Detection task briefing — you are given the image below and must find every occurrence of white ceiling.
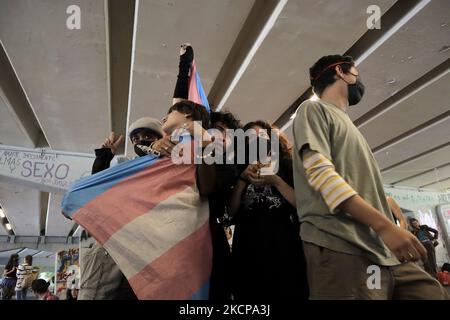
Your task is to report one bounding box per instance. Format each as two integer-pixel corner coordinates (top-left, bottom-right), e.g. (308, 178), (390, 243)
(347, 0), (450, 121)
(224, 0), (396, 124)
(0, 183), (41, 235)
(0, 0), (449, 237)
(0, 0), (110, 153)
(0, 248), (55, 260)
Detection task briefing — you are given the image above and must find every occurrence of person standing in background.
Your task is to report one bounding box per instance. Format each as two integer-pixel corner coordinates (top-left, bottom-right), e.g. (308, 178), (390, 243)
(410, 218), (439, 278)
(15, 255), (33, 300)
(1, 253), (19, 300)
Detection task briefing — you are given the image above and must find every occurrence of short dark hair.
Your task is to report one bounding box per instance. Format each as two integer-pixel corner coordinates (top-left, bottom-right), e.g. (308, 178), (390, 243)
(168, 100), (210, 129)
(309, 55), (355, 96)
(442, 263), (450, 273)
(25, 255), (33, 265)
(32, 279), (50, 294)
(210, 110), (242, 130)
(409, 218), (419, 224)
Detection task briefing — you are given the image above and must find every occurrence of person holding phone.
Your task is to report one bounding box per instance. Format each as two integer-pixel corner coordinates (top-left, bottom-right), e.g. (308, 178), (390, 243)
(229, 121), (308, 300)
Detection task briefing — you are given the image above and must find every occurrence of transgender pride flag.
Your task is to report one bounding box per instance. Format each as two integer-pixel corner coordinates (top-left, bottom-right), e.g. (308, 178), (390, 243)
(188, 61), (211, 113)
(61, 62), (212, 300)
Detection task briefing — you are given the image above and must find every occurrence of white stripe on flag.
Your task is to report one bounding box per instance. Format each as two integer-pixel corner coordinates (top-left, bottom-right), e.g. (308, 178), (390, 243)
(103, 185), (209, 279)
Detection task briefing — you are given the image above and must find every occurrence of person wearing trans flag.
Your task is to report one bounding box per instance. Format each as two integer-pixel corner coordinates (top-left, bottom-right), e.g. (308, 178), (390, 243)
(63, 44), (217, 300)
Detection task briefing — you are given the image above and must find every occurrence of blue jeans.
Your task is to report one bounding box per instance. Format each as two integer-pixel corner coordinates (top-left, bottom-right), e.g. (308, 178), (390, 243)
(16, 288), (28, 300)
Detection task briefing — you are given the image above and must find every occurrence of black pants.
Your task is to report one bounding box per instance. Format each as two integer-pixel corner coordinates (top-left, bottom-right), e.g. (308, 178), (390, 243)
(209, 222), (233, 301)
(231, 212), (309, 300)
(422, 241), (437, 278)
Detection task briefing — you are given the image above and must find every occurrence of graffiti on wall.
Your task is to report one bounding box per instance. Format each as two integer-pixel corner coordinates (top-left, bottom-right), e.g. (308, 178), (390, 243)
(0, 147), (93, 191)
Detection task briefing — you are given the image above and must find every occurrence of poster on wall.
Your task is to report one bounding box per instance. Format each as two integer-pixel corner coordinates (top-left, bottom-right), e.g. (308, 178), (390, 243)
(55, 248), (80, 300)
(436, 204), (450, 260)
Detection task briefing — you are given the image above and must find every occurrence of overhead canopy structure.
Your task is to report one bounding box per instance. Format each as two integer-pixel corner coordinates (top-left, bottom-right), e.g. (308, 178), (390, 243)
(0, 0), (449, 238)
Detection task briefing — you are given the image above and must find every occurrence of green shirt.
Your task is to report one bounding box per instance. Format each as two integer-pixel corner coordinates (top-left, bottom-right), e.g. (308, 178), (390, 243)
(292, 99), (399, 266)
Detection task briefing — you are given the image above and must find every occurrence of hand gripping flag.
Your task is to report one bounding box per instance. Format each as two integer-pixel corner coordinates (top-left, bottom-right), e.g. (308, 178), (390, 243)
(62, 62), (212, 300)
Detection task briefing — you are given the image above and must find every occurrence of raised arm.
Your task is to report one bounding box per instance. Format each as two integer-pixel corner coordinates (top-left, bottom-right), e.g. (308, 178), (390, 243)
(92, 132), (124, 174)
(172, 43), (193, 105)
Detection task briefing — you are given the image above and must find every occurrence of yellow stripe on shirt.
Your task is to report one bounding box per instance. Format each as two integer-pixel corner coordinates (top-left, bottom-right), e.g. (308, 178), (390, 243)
(302, 149), (357, 213)
(329, 189), (357, 211)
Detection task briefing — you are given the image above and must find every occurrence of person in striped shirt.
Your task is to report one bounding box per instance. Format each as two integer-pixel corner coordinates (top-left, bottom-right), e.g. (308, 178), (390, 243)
(291, 54), (449, 299)
(15, 255), (33, 300)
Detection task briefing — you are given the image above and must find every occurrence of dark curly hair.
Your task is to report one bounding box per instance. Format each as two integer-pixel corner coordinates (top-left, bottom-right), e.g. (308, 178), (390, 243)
(210, 110), (242, 130)
(168, 100), (210, 129)
(309, 54), (354, 97)
(243, 120), (292, 159)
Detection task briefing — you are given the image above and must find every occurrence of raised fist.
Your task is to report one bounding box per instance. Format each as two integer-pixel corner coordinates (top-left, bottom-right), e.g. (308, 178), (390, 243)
(179, 43), (194, 65)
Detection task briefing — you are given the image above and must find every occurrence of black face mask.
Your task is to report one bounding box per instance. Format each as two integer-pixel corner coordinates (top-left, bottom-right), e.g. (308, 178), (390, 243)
(133, 140), (153, 157)
(347, 77), (365, 106)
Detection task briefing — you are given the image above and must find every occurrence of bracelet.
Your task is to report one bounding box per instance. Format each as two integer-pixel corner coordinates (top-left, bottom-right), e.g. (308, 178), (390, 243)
(196, 149), (214, 161)
(148, 141), (161, 157)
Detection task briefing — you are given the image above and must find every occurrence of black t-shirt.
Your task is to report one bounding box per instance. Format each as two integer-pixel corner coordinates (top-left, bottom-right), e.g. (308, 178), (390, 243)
(231, 156), (307, 299)
(236, 156), (299, 230)
(4, 265), (18, 279)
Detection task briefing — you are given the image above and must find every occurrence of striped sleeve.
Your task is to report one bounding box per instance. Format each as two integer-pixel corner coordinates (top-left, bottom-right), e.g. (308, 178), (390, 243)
(16, 264), (27, 277)
(302, 149), (357, 213)
(15, 264), (27, 289)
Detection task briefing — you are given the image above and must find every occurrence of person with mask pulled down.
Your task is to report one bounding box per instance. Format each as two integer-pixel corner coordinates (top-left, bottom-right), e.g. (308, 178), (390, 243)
(291, 54), (449, 300)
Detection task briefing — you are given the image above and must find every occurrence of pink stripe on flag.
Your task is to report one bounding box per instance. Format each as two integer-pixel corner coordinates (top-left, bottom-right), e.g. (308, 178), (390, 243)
(188, 61), (202, 105)
(74, 158), (197, 244)
(128, 221), (212, 300)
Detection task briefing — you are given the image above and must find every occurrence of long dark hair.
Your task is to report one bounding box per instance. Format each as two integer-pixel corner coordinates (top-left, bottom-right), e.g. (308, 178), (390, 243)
(243, 120), (292, 159)
(5, 253), (19, 270)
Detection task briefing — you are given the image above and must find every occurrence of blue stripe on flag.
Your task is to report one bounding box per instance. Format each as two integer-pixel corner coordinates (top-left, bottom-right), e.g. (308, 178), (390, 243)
(61, 154), (159, 218)
(190, 280), (210, 300)
(195, 71), (210, 113)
